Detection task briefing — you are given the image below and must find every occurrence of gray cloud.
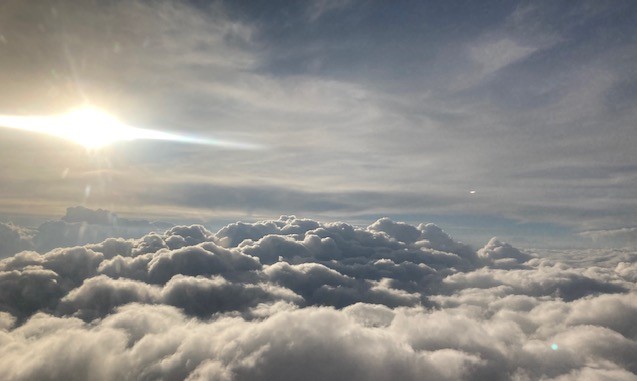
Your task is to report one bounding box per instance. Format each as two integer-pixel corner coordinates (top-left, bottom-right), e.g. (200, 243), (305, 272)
(1, 1), (637, 378)
(0, 222), (35, 257)
(579, 227), (637, 248)
(1, 216), (636, 379)
(0, 206), (172, 258)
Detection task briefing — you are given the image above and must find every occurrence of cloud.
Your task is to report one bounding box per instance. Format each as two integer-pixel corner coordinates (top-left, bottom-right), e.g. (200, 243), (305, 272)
(0, 222), (35, 257)
(451, 37), (539, 90)
(477, 237), (534, 268)
(579, 227), (637, 248)
(1, 216), (637, 379)
(307, 0), (355, 22)
(35, 206), (172, 253)
(0, 206), (172, 258)
(440, 260), (627, 302)
(0, 1), (635, 378)
(1, 0), (636, 242)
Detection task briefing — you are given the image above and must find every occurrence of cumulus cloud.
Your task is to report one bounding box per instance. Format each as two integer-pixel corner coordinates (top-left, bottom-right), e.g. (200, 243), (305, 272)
(0, 222), (35, 257)
(1, 216), (637, 380)
(478, 237), (535, 268)
(0, 206), (172, 258)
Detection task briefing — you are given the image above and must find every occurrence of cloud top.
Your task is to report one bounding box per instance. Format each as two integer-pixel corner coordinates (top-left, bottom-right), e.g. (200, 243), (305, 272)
(1, 215), (636, 380)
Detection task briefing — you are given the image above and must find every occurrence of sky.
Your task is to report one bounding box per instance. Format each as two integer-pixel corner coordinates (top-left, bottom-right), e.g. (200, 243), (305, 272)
(3, 2), (637, 380)
(0, 0), (637, 248)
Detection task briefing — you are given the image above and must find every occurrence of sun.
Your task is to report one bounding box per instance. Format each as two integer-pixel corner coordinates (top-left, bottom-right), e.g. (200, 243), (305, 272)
(55, 107), (138, 149)
(0, 106), (179, 150)
(0, 105), (261, 150)
(0, 106), (144, 149)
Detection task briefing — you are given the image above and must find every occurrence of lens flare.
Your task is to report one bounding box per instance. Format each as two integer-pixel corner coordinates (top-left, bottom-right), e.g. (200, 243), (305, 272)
(0, 106), (259, 150)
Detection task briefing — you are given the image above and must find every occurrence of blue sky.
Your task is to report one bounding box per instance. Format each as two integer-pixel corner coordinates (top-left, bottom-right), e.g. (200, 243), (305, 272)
(0, 0), (636, 248)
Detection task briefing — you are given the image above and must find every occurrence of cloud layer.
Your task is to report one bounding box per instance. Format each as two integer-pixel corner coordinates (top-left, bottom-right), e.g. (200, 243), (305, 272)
(1, 216), (636, 380)
(0, 206), (171, 257)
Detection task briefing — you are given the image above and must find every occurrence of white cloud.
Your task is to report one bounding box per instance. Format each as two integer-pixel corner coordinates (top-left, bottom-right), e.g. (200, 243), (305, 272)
(1, 216), (636, 379)
(1, 1), (637, 376)
(452, 37), (539, 90)
(307, 0), (355, 22)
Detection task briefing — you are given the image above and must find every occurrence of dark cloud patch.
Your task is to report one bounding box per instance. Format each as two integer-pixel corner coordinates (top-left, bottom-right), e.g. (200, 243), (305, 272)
(57, 275), (159, 320)
(262, 261), (420, 308)
(161, 182), (457, 219)
(1, 216), (636, 380)
(41, 246), (104, 286)
(441, 261), (627, 302)
(161, 275), (302, 318)
(0, 267), (63, 320)
(147, 243), (261, 284)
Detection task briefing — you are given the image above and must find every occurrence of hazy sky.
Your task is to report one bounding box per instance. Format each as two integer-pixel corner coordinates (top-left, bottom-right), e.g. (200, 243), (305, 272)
(3, 3), (637, 379)
(1, 0), (636, 247)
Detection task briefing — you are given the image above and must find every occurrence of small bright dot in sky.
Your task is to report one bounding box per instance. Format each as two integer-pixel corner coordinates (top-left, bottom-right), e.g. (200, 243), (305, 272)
(469, 190), (476, 194)
(551, 343), (559, 351)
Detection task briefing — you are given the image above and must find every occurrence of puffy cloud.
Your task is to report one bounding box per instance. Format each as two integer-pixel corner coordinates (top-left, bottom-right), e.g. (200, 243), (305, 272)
(369, 217), (422, 244)
(61, 206), (117, 225)
(0, 222), (35, 257)
(441, 262), (627, 301)
(0, 216), (636, 380)
(164, 225), (214, 249)
(478, 237), (535, 268)
(616, 261), (637, 282)
(217, 215), (320, 248)
(0, 206), (173, 258)
(161, 275), (302, 318)
(35, 207), (173, 253)
(0, 267), (63, 320)
(57, 275), (160, 320)
(147, 243), (261, 284)
(264, 261), (421, 308)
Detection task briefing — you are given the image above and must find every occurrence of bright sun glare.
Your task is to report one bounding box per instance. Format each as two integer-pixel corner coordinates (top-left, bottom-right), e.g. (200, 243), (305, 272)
(0, 106), (152, 149)
(0, 106), (260, 150)
(56, 107), (137, 149)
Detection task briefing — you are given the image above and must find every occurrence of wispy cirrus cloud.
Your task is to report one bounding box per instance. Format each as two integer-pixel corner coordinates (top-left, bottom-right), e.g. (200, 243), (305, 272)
(0, 0), (636, 247)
